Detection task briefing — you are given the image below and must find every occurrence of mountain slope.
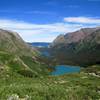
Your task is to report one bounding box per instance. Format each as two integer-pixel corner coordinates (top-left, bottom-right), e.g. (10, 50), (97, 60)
(0, 29), (48, 77)
(0, 29), (37, 56)
(50, 27), (100, 66)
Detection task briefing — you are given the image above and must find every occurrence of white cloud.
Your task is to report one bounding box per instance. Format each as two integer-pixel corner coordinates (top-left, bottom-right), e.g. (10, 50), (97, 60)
(64, 17), (100, 24)
(0, 18), (98, 42)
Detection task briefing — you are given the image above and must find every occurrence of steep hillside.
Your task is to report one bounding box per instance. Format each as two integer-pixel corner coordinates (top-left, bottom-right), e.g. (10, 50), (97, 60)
(50, 27), (100, 66)
(0, 29), (48, 77)
(0, 29), (37, 56)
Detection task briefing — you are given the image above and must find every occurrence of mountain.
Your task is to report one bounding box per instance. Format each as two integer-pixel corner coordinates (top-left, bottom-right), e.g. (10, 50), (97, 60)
(29, 42), (51, 47)
(0, 29), (48, 78)
(50, 27), (100, 66)
(0, 29), (37, 56)
(0, 29), (100, 100)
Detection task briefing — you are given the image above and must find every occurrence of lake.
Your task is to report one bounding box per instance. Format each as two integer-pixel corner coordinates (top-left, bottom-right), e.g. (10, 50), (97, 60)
(29, 44), (81, 76)
(51, 65), (80, 75)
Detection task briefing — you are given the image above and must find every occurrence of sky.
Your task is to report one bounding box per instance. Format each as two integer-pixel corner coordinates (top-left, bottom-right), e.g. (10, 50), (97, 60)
(0, 0), (100, 42)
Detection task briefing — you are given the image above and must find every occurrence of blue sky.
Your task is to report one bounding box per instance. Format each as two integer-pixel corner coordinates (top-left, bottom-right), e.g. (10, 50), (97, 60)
(0, 0), (100, 42)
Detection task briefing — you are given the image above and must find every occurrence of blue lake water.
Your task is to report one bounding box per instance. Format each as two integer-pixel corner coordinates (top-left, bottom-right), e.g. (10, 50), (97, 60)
(51, 65), (80, 75)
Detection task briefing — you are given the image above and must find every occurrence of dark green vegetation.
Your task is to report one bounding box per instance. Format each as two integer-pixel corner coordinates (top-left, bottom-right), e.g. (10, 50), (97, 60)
(50, 27), (100, 66)
(0, 28), (100, 99)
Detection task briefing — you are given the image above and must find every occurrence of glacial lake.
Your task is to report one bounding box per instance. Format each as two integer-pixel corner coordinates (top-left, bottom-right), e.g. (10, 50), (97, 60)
(51, 65), (80, 75)
(37, 48), (81, 76)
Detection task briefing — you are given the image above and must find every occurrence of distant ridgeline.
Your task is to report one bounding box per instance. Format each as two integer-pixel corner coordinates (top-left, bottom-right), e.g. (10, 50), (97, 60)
(28, 42), (51, 48)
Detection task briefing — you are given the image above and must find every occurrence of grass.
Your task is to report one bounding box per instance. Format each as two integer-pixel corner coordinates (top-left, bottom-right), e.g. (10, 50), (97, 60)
(0, 70), (100, 100)
(0, 51), (49, 77)
(0, 51), (100, 100)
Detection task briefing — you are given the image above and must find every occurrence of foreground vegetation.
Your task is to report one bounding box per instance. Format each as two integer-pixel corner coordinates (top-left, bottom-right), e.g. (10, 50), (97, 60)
(0, 50), (100, 100)
(0, 65), (100, 100)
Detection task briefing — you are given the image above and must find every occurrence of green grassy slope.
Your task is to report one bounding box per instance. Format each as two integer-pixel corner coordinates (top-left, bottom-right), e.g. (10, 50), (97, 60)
(0, 68), (100, 100)
(0, 51), (48, 78)
(0, 29), (49, 78)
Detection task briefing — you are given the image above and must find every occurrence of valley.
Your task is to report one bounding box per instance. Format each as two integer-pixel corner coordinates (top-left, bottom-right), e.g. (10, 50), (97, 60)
(0, 0), (100, 99)
(0, 28), (100, 100)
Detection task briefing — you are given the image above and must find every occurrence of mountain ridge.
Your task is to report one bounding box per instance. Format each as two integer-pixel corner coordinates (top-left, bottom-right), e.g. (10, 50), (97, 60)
(0, 28), (48, 77)
(29, 42), (51, 47)
(50, 27), (100, 66)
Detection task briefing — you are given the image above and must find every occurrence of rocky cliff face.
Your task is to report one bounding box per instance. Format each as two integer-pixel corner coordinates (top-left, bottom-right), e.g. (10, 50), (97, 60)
(50, 27), (100, 66)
